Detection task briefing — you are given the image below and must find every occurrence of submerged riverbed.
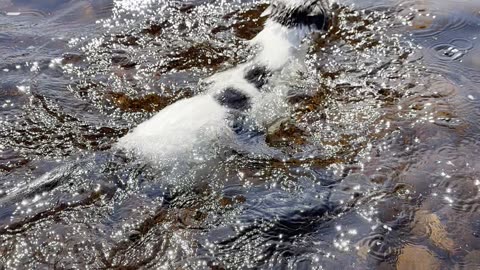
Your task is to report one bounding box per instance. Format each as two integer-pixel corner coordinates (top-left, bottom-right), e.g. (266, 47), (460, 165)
(1, 0), (480, 269)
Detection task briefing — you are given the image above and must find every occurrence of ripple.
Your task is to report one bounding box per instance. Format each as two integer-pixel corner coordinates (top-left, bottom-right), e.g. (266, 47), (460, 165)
(396, 244), (443, 269)
(1, 0), (479, 268)
(432, 43), (468, 61)
(460, 250), (480, 269)
(450, 38), (474, 51)
(413, 14), (469, 38)
(410, 210), (455, 251)
(438, 176), (480, 213)
(396, 0), (471, 39)
(357, 231), (402, 262)
(0, 9), (48, 18)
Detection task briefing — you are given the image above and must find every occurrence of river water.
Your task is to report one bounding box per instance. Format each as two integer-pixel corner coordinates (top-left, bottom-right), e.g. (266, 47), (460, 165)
(0, 0), (479, 269)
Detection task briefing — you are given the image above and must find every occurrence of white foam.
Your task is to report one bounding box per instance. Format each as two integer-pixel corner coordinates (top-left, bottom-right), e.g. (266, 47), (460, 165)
(251, 21), (310, 70)
(116, 95), (233, 163)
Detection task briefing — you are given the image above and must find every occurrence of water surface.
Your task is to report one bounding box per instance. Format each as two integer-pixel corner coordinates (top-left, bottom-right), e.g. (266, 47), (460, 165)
(1, 0), (480, 269)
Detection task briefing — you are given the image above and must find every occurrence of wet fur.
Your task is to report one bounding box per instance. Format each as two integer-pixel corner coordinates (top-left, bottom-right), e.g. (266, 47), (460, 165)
(117, 0), (331, 162)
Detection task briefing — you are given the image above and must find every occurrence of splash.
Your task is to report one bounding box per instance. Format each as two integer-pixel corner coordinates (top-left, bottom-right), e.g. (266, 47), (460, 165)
(115, 0), (332, 164)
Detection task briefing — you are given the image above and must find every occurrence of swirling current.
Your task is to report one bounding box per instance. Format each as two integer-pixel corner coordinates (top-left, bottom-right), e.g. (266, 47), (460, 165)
(1, 0), (480, 269)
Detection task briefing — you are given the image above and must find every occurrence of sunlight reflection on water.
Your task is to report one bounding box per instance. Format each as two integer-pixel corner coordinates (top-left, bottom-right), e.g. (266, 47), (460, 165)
(0, 0), (479, 269)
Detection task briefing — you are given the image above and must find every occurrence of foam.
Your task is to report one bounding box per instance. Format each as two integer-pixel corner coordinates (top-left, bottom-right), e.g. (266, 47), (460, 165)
(116, 95), (233, 163)
(251, 21), (310, 71)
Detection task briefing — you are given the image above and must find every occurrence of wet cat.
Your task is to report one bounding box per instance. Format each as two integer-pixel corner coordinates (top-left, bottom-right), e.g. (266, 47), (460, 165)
(116, 0), (331, 163)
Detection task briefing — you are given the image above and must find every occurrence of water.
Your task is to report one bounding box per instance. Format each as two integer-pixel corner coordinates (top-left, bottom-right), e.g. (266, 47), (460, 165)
(1, 0), (479, 269)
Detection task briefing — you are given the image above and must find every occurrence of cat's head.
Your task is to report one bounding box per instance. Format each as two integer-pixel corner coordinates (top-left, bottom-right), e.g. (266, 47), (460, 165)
(263, 0), (331, 32)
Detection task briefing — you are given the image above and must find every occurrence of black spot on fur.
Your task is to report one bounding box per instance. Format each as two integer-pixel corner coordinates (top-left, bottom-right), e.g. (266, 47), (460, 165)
(270, 0), (330, 31)
(215, 87), (251, 111)
(244, 65), (269, 89)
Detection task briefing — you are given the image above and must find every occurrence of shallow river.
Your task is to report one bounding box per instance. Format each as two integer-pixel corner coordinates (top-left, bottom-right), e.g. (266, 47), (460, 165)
(1, 0), (480, 269)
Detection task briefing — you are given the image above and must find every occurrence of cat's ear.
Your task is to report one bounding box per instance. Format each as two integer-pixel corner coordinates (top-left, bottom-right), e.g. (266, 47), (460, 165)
(261, 5), (273, 17)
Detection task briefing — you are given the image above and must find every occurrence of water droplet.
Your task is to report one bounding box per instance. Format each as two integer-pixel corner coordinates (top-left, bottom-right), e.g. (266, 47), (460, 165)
(433, 44), (467, 61)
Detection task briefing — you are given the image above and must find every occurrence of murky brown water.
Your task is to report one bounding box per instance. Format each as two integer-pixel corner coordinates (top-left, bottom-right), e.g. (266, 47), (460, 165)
(1, 0), (479, 269)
